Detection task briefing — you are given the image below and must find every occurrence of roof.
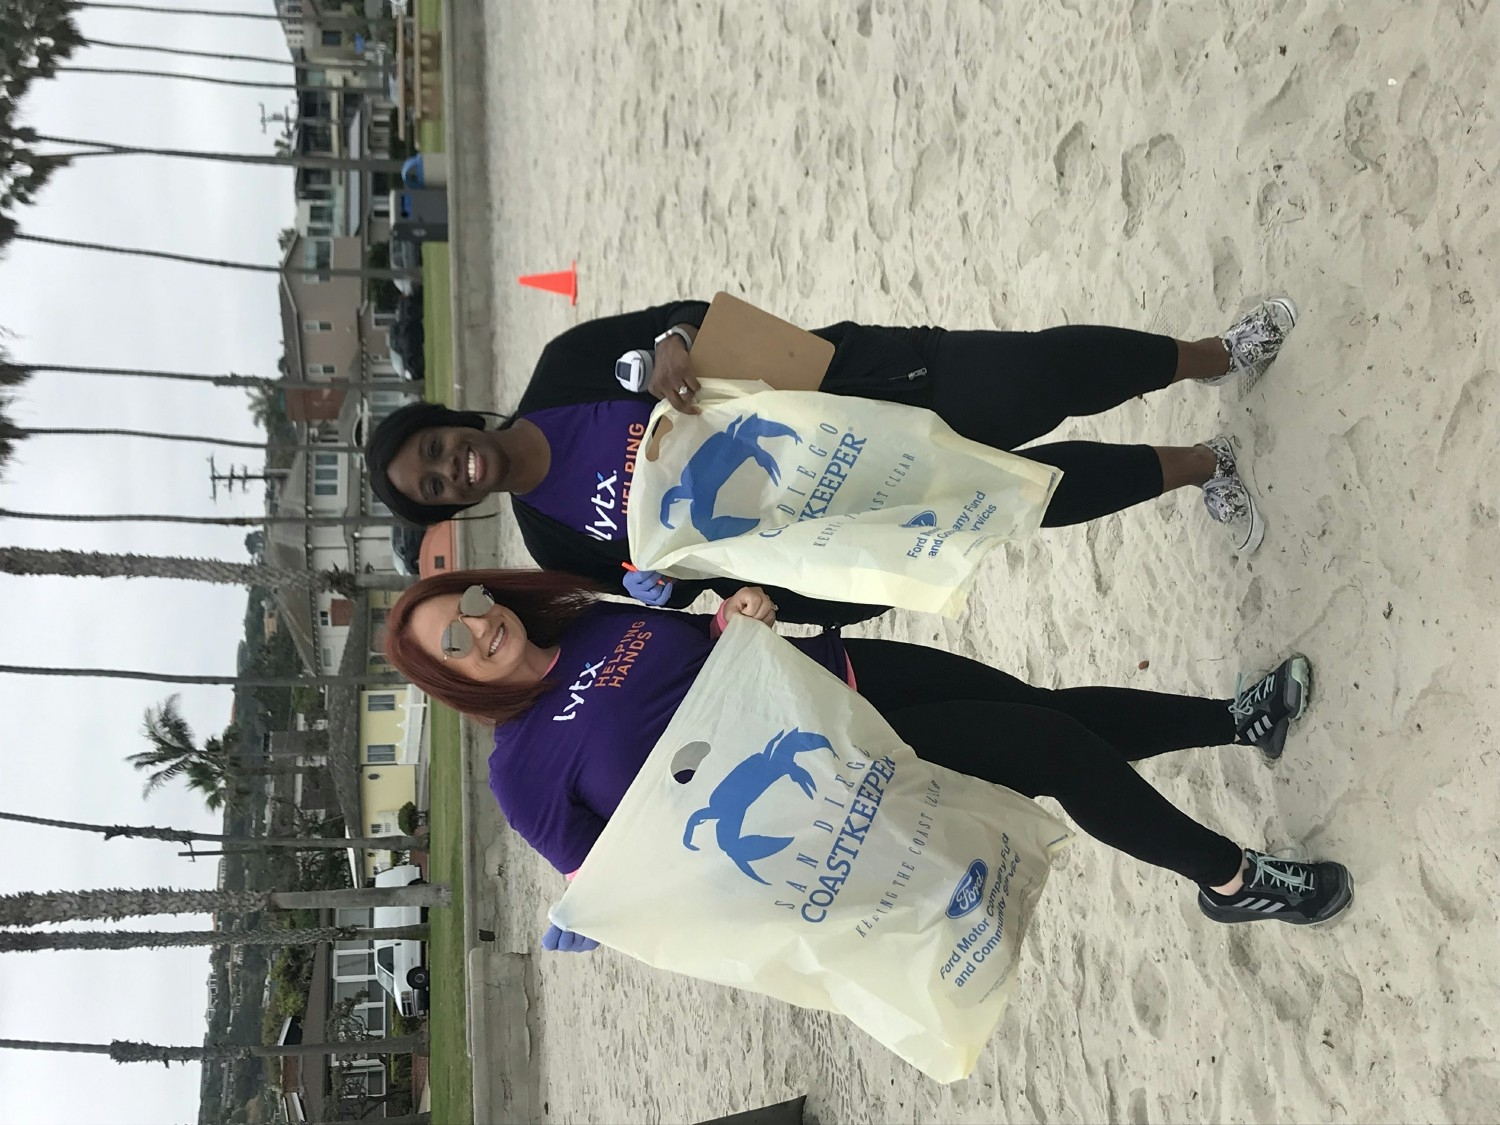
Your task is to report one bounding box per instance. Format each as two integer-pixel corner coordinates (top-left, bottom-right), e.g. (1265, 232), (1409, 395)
(324, 605), (372, 878)
(266, 450), (319, 673)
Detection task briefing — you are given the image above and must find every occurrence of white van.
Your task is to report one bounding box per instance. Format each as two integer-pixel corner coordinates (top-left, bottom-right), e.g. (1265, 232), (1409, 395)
(372, 864), (430, 1017)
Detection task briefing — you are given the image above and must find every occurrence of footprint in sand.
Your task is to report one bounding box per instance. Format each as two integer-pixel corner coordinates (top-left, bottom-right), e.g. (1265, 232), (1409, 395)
(1342, 90), (1387, 170)
(1210, 237), (1242, 309)
(1120, 134), (1184, 237)
(1054, 120), (1106, 201)
(1128, 957), (1169, 1037)
(1442, 1059), (1500, 1122)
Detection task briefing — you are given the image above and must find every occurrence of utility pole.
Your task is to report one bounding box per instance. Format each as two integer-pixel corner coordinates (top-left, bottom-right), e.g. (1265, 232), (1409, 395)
(208, 456), (285, 501)
(259, 102), (295, 136)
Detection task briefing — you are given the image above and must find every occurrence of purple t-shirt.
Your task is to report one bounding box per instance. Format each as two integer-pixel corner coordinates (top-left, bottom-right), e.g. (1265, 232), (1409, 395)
(514, 401), (655, 542)
(488, 602), (849, 874)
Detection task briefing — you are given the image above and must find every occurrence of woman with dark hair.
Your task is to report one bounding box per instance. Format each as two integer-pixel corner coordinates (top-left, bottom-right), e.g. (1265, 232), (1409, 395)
(366, 298), (1298, 626)
(384, 567), (1351, 953)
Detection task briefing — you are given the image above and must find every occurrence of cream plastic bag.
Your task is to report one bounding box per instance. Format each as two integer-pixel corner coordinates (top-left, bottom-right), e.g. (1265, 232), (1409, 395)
(550, 618), (1073, 1082)
(625, 380), (1062, 617)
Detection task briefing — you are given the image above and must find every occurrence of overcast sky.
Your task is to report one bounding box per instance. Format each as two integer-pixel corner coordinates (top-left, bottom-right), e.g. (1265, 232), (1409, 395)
(0, 5), (298, 1123)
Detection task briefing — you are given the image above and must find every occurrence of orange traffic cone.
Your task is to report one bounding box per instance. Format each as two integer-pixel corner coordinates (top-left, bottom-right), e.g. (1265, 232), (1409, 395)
(518, 261), (577, 305)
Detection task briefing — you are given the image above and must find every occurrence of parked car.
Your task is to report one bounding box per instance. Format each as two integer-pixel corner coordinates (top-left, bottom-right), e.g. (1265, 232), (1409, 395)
(387, 289), (425, 382)
(389, 238), (421, 298)
(390, 524), (423, 578)
(372, 863), (429, 1016)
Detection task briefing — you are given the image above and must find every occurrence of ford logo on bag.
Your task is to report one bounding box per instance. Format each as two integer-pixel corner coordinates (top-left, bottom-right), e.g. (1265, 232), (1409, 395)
(946, 860), (988, 918)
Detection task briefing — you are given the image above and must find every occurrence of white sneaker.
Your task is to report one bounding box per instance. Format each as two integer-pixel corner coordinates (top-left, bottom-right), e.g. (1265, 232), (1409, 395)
(1202, 297), (1299, 388)
(1201, 436), (1264, 555)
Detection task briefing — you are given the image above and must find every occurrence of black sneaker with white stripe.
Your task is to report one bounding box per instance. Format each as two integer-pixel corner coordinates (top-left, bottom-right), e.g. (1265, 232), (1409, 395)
(1198, 850), (1353, 926)
(1230, 654), (1311, 761)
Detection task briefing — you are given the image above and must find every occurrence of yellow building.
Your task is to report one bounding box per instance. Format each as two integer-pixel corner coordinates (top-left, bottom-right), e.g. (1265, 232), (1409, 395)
(357, 591), (426, 879)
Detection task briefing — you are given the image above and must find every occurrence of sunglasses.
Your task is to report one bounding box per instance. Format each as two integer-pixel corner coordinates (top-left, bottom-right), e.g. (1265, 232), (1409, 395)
(440, 585), (496, 659)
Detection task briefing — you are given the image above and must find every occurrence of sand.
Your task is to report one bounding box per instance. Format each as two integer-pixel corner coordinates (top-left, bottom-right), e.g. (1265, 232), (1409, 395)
(448, 0), (1500, 1121)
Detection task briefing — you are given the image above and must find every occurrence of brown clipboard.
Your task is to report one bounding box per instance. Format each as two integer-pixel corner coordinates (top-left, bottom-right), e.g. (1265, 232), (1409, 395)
(687, 292), (834, 391)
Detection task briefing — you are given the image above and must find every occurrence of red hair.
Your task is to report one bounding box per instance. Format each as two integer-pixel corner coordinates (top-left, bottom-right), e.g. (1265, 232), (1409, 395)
(384, 569), (604, 725)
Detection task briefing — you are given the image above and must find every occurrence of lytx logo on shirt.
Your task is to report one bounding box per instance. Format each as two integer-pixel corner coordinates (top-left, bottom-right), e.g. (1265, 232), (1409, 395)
(550, 620), (654, 721)
(583, 421), (647, 541)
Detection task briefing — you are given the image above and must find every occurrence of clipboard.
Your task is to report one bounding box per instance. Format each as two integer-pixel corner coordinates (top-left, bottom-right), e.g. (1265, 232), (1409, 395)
(687, 292), (834, 391)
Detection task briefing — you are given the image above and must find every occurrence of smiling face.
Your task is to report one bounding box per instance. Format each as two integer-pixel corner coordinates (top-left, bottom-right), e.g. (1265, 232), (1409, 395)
(386, 426), (507, 509)
(408, 588), (540, 687)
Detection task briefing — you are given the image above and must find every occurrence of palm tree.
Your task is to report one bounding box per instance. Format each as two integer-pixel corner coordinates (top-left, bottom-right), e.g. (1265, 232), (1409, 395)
(0, 1035), (424, 1064)
(0, 809), (424, 854)
(0, 422), (362, 451)
(5, 360), (409, 393)
(0, 664), (401, 687)
(0, 547), (408, 594)
(76, 36), (292, 66)
(0, 923), (429, 953)
(75, 2), (281, 19)
(56, 65), (387, 96)
(76, 1), (389, 27)
(0, 507), (405, 528)
(29, 131), (403, 174)
(0, 882), (451, 927)
(131, 694), (222, 799)
(5, 229), (416, 280)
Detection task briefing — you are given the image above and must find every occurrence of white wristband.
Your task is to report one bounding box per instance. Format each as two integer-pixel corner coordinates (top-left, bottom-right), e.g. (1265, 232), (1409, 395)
(654, 325), (694, 352)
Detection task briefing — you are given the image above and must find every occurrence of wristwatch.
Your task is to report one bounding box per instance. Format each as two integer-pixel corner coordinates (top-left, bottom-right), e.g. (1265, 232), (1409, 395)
(653, 325), (694, 352)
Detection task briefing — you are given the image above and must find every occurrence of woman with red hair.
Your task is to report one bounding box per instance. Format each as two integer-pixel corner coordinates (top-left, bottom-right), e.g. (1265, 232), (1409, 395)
(384, 569), (1349, 950)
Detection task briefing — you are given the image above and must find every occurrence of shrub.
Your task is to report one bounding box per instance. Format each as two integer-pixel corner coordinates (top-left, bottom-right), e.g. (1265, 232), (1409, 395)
(396, 801), (422, 835)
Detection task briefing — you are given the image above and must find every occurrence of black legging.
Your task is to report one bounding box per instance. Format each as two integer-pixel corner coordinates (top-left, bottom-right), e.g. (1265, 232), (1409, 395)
(921, 326), (1177, 527)
(845, 638), (1245, 886)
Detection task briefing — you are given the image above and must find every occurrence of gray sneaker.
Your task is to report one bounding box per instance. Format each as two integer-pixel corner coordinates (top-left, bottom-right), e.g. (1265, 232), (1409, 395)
(1201, 436), (1264, 555)
(1203, 297), (1299, 387)
(1198, 850), (1353, 926)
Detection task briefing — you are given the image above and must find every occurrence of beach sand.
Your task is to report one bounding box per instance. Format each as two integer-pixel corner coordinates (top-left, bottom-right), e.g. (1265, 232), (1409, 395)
(452, 0), (1499, 1120)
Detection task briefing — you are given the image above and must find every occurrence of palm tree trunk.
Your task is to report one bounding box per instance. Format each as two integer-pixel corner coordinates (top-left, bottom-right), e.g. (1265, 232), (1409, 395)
(0, 425), (362, 452)
(57, 66), (388, 95)
(83, 37), (293, 66)
(5, 363), (412, 393)
(0, 884), (450, 928)
(34, 133), (404, 174)
(0, 810), (423, 853)
(79, 1), (394, 25)
(79, 3), (282, 20)
(0, 508), (406, 528)
(0, 1035), (425, 1064)
(13, 233), (414, 279)
(0, 665), (402, 687)
(0, 546), (371, 593)
(0, 924), (429, 954)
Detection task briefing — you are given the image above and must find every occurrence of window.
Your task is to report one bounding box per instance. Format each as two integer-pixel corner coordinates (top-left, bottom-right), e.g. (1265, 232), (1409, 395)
(362, 1004), (385, 1034)
(321, 647), (334, 666)
(304, 238), (333, 277)
(319, 610), (331, 627)
(335, 950), (374, 978)
(309, 202), (334, 225)
(321, 29), (343, 47)
(366, 744), (397, 764)
(303, 320), (333, 332)
(366, 694), (395, 712)
(306, 363), (336, 378)
(314, 451), (339, 498)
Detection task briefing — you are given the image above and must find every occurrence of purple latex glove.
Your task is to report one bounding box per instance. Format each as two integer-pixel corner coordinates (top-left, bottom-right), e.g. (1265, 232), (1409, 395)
(542, 923), (599, 953)
(622, 566), (674, 607)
